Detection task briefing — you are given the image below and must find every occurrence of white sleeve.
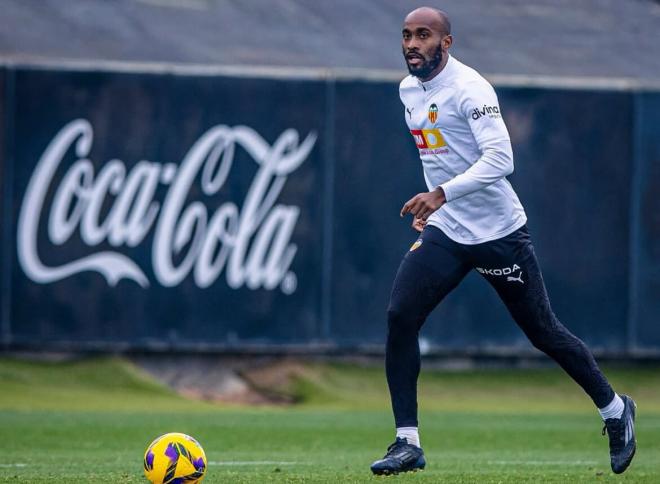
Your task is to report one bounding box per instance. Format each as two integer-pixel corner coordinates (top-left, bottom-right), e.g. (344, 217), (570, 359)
(440, 81), (514, 202)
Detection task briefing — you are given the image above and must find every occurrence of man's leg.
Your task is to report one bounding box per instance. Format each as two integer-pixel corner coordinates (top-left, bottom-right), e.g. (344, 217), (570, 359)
(470, 226), (613, 406)
(372, 226), (470, 475)
(386, 226), (470, 429)
(470, 226), (636, 473)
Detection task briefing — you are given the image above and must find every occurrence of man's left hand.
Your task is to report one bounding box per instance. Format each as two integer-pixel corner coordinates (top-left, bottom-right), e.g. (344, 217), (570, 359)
(400, 187), (446, 221)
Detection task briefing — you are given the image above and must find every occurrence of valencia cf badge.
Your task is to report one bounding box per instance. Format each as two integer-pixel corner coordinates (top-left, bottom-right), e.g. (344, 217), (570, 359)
(410, 239), (423, 251)
(428, 104), (438, 123)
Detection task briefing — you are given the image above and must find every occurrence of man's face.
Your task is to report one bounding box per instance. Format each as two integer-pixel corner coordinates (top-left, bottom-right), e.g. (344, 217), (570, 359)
(402, 23), (446, 80)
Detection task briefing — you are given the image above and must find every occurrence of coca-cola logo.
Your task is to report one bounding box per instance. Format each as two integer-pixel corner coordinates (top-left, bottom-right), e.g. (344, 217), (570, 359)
(17, 119), (317, 294)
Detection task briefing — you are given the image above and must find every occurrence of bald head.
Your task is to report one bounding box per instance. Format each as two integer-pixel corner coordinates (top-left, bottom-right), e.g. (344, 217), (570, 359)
(401, 6), (453, 81)
(405, 7), (451, 36)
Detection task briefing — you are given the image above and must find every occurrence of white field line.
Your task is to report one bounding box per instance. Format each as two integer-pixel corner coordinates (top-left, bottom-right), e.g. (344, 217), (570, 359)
(0, 463), (27, 468)
(208, 461), (305, 466)
(487, 460), (598, 466)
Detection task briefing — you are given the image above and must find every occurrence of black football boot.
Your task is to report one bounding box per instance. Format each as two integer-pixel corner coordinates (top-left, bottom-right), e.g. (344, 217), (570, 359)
(602, 394), (637, 474)
(370, 437), (426, 475)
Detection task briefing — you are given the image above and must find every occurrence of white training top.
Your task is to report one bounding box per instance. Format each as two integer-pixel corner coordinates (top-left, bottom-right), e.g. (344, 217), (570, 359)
(399, 54), (527, 244)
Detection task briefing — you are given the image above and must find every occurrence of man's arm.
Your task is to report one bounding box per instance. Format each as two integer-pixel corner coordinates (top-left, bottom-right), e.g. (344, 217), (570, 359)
(440, 80), (513, 203)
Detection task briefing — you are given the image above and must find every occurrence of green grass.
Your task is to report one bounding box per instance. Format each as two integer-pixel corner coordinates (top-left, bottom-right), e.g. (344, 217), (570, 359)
(0, 357), (659, 483)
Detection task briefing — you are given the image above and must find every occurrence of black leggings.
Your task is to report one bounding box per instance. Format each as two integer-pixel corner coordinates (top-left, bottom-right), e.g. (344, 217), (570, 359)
(386, 224), (614, 428)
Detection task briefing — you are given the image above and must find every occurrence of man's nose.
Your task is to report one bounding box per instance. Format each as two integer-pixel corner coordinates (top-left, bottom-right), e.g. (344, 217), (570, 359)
(406, 38), (421, 51)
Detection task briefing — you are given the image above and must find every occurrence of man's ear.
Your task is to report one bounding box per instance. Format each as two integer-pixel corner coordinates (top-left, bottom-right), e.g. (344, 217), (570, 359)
(443, 35), (453, 50)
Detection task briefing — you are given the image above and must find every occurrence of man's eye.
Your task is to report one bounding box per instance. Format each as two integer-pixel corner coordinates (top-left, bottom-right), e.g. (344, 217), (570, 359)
(419, 32), (428, 39)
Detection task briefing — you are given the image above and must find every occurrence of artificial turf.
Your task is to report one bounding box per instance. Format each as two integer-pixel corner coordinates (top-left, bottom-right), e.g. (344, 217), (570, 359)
(0, 357), (658, 483)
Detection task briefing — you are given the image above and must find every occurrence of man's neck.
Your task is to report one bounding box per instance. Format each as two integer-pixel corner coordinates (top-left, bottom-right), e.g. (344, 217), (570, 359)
(419, 54), (449, 83)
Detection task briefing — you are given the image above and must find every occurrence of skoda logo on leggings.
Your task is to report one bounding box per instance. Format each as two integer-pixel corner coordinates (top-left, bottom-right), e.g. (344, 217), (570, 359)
(475, 264), (524, 284)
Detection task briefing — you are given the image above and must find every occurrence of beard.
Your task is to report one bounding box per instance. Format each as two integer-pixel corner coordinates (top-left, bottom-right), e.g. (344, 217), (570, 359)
(404, 43), (443, 79)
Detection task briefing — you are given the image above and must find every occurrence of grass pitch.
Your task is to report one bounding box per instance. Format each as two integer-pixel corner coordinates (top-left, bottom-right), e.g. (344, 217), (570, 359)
(0, 357), (659, 483)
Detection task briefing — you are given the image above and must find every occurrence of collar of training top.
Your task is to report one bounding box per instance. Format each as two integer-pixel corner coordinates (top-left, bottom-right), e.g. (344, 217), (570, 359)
(418, 54), (455, 91)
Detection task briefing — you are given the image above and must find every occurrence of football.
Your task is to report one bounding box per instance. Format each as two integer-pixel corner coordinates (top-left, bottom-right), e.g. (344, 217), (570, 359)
(143, 432), (207, 483)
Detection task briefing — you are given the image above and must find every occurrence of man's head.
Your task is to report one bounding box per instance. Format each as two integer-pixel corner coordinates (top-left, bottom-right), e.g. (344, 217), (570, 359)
(402, 7), (453, 81)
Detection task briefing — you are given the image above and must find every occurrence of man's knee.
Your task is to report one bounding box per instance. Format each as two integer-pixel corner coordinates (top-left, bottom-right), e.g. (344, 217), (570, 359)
(386, 304), (408, 329)
(387, 300), (421, 334)
(526, 316), (582, 356)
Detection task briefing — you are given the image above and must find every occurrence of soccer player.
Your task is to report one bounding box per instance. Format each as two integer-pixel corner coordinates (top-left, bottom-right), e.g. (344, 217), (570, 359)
(370, 7), (637, 476)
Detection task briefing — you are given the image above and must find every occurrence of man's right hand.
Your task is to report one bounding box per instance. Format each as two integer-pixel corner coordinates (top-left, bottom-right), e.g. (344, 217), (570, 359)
(412, 217), (427, 233)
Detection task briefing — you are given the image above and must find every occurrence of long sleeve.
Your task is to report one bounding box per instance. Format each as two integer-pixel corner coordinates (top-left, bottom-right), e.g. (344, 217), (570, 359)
(440, 81), (514, 202)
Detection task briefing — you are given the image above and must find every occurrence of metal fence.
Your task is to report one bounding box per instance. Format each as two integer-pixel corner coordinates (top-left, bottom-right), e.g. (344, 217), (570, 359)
(0, 64), (658, 355)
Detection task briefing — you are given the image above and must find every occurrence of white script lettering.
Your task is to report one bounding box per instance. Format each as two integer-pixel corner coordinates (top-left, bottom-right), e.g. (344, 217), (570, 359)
(17, 119), (317, 293)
